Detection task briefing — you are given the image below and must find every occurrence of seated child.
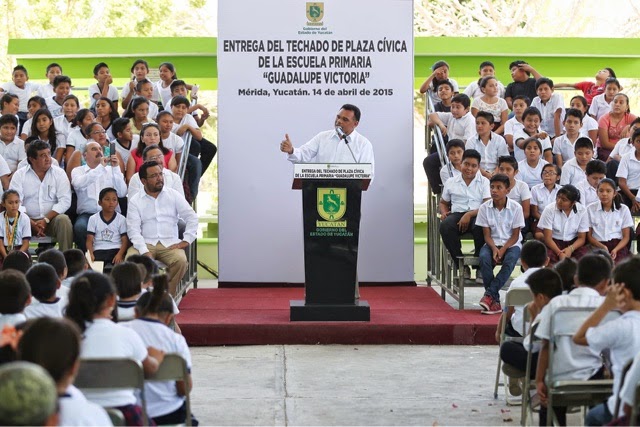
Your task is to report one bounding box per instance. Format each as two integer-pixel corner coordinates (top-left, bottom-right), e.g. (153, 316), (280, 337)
(476, 173), (525, 314)
(0, 114), (26, 174)
(559, 137), (594, 187)
(497, 156), (531, 222)
(470, 76), (508, 134)
(24, 263), (66, 319)
(1, 250), (32, 273)
(608, 117), (640, 163)
(517, 138), (548, 189)
(0, 65), (40, 127)
(538, 185), (590, 265)
(111, 117), (136, 167)
(0, 269), (31, 328)
(465, 111), (509, 178)
(463, 61), (505, 100)
(0, 190), (31, 265)
(439, 139), (465, 185)
(36, 63), (63, 99)
(553, 257), (578, 294)
(616, 128), (640, 210)
(534, 254), (611, 426)
(586, 178), (633, 264)
(111, 261), (144, 322)
(504, 95), (530, 152)
(38, 248), (69, 301)
(438, 149), (490, 278)
(513, 107), (552, 163)
(17, 317), (112, 426)
(572, 257), (640, 426)
(19, 95), (46, 140)
(589, 77), (621, 121)
(134, 79), (158, 120)
(569, 96), (599, 142)
(419, 60), (460, 103)
(88, 62), (119, 111)
(61, 249), (88, 288)
(504, 60), (542, 110)
(552, 108), (583, 167)
(44, 75), (71, 118)
(531, 77), (565, 140)
(433, 80), (453, 112)
(86, 187), (128, 270)
(578, 159), (606, 208)
(531, 164), (561, 240)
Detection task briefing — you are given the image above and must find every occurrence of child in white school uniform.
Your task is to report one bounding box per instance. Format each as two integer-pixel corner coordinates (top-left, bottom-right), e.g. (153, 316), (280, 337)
(65, 271), (164, 427)
(534, 255), (610, 426)
(531, 164), (561, 241)
(428, 94), (476, 142)
(439, 139), (465, 185)
(586, 178), (633, 264)
(17, 317), (113, 427)
(19, 96), (47, 140)
(86, 188), (128, 268)
(578, 160), (606, 209)
(53, 95), (80, 138)
(559, 137), (594, 187)
(0, 270), (31, 329)
(552, 108), (583, 167)
(36, 63), (63, 99)
(0, 65), (41, 126)
(465, 111), (509, 179)
(517, 137), (548, 189)
(24, 263), (66, 319)
(0, 114), (26, 174)
(616, 128), (640, 210)
(513, 106), (553, 164)
(504, 95), (529, 152)
(44, 75), (71, 118)
(111, 262), (144, 322)
(88, 62), (119, 111)
(570, 96), (599, 142)
(572, 257), (640, 425)
(123, 275), (198, 426)
(531, 77), (565, 140)
(38, 248), (70, 302)
(0, 190), (31, 263)
(497, 156), (531, 221)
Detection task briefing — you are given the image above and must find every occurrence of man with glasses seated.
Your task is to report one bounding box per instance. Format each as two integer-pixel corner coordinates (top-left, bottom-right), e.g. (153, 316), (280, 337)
(127, 145), (184, 199)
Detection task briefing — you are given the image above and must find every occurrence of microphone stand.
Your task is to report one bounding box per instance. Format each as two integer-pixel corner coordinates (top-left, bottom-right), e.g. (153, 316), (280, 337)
(337, 127), (358, 163)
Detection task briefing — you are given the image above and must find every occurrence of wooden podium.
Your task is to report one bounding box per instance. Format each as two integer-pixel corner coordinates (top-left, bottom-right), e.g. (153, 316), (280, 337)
(289, 163), (372, 321)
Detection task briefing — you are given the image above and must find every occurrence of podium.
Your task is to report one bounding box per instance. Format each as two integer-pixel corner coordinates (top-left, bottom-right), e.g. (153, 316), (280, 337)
(289, 163), (372, 321)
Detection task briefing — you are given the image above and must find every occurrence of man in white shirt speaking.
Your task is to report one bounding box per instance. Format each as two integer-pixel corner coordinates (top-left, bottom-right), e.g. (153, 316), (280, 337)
(126, 161), (197, 296)
(280, 104), (375, 176)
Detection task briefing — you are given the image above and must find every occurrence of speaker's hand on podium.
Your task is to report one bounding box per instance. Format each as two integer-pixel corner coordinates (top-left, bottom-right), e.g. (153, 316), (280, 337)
(280, 134), (294, 154)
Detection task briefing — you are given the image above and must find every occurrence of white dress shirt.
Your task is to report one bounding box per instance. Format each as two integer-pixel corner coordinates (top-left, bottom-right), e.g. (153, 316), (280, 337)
(9, 164), (71, 219)
(434, 111), (476, 142)
(71, 164), (127, 214)
(616, 152), (640, 189)
(531, 183), (560, 211)
(441, 173), (490, 213)
(559, 157), (588, 187)
(0, 137), (25, 172)
(513, 128), (552, 162)
(532, 93), (565, 137)
(127, 168), (185, 199)
(518, 158), (548, 189)
(465, 132), (509, 171)
(538, 202), (589, 241)
(586, 202), (633, 242)
(127, 186), (197, 254)
(475, 198), (525, 248)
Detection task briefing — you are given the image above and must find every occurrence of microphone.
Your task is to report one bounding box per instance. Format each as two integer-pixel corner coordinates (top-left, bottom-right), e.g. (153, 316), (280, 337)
(336, 126), (357, 163)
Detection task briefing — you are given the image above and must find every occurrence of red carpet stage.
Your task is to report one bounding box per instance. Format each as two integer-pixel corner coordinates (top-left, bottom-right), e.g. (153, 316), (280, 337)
(177, 286), (499, 346)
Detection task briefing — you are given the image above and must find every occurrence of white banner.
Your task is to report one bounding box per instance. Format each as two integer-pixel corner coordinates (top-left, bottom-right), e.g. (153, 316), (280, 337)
(218, 0), (414, 283)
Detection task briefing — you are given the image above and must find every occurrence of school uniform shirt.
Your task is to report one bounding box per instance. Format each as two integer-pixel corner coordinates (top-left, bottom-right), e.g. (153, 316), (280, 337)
(439, 164), (461, 185)
(531, 183), (560, 212)
(465, 132), (509, 171)
(66, 127), (87, 152)
(81, 318), (148, 407)
(162, 132), (185, 155)
(552, 134), (581, 163)
(517, 158), (548, 189)
(9, 164), (71, 219)
(559, 157), (587, 187)
(504, 117), (524, 140)
(0, 211), (31, 247)
(1, 82), (40, 112)
(171, 114), (200, 143)
(45, 96), (64, 118)
(586, 202), (633, 242)
(579, 115), (599, 139)
(506, 266), (542, 336)
(475, 198), (525, 248)
(24, 297), (66, 319)
(585, 311), (640, 416)
(620, 352), (640, 409)
(616, 152), (640, 189)
(507, 179), (531, 205)
(0, 313), (26, 329)
(512, 128), (552, 162)
(71, 164), (127, 215)
(127, 168), (185, 199)
(433, 111), (476, 142)
(577, 182), (598, 209)
(155, 81), (173, 108)
(535, 287), (604, 382)
(36, 83), (55, 100)
(0, 155), (10, 178)
(87, 211), (127, 251)
(538, 202), (589, 241)
(609, 138), (634, 160)
(463, 79), (506, 100)
(440, 173), (490, 213)
(116, 300), (137, 322)
(122, 79), (160, 103)
(88, 83), (119, 109)
(53, 115), (73, 137)
(122, 318), (192, 418)
(532, 94), (565, 137)
(59, 385), (113, 427)
(113, 135), (139, 168)
(0, 137), (26, 172)
(588, 93), (612, 121)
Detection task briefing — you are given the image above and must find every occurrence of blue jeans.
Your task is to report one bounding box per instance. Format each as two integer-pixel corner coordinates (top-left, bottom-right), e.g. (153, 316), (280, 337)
(585, 402), (612, 426)
(478, 244), (521, 301)
(73, 213), (92, 252)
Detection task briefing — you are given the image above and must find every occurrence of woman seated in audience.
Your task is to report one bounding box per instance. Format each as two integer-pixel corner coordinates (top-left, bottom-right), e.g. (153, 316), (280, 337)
(125, 122), (177, 183)
(598, 93), (636, 161)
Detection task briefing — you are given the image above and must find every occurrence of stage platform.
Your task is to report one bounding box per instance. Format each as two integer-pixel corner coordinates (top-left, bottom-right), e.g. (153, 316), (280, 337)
(177, 286), (499, 346)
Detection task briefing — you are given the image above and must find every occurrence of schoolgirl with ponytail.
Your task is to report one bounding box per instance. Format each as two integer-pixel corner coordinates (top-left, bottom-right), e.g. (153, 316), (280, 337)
(65, 271), (164, 426)
(122, 274), (198, 426)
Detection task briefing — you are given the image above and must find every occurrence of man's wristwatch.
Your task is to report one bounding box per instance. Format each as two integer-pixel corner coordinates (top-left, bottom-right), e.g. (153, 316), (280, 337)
(43, 217), (50, 224)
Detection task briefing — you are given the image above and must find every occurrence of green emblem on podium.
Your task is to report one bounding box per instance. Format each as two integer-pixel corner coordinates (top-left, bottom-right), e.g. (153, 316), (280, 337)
(317, 188), (346, 221)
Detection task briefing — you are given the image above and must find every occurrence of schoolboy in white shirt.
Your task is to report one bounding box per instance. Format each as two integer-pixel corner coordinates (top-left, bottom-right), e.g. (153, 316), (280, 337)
(428, 94), (476, 142)
(24, 263), (67, 319)
(463, 61), (505, 99)
(0, 114), (25, 175)
(44, 75), (72, 118)
(617, 128), (640, 209)
(559, 138), (594, 187)
(36, 63), (63, 99)
(0, 270), (31, 329)
(504, 95), (529, 152)
(88, 62), (119, 110)
(578, 160), (606, 208)
(531, 77), (565, 139)
(497, 156), (531, 221)
(535, 254), (610, 426)
(439, 139), (465, 185)
(465, 111), (509, 179)
(0, 65), (40, 125)
(552, 108), (583, 167)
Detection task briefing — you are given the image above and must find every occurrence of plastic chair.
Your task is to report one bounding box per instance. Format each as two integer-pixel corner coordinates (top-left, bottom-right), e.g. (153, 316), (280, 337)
(494, 287), (534, 403)
(521, 323), (540, 426)
(147, 353), (193, 426)
(74, 358), (148, 426)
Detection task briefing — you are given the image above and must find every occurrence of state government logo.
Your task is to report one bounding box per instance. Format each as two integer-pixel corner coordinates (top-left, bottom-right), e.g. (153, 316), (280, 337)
(317, 188), (346, 221)
(306, 2), (324, 25)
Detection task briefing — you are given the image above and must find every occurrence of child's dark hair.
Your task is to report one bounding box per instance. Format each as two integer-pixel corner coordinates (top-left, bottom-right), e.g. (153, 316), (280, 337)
(564, 108), (583, 122)
(2, 251), (32, 274)
(156, 110), (173, 122)
(513, 95), (531, 107)
(489, 173), (510, 188)
(526, 268), (563, 299)
(170, 95), (190, 108)
(591, 248), (615, 270)
(508, 60), (531, 76)
(66, 271), (116, 332)
(1, 189), (20, 204)
(72, 109), (93, 130)
(451, 94), (471, 110)
(520, 240), (547, 268)
(159, 62), (177, 79)
(62, 94), (79, 108)
(630, 117), (640, 128)
(498, 155), (518, 171)
(12, 65), (28, 76)
(126, 254), (158, 283)
(95, 97), (119, 123)
(605, 77), (621, 89)
(130, 59), (149, 73)
(577, 254), (612, 288)
(613, 256), (640, 300)
(631, 128), (640, 143)
(535, 77), (554, 91)
(46, 63), (62, 73)
(445, 139), (465, 154)
(30, 109), (59, 152)
(522, 137), (542, 152)
(461, 149), (481, 164)
(135, 274), (173, 317)
(1, 93), (18, 109)
(479, 60), (494, 70)
(110, 262), (142, 299)
(431, 60), (449, 71)
(479, 75), (496, 90)
(52, 75), (71, 89)
(522, 106), (542, 122)
(63, 249), (86, 278)
(25, 263), (58, 302)
(93, 62), (109, 76)
(0, 113), (18, 128)
(38, 248), (66, 280)
(574, 137), (594, 152)
(475, 110), (494, 125)
(135, 78), (153, 93)
(435, 80), (454, 92)
(136, 123), (169, 157)
(557, 184), (581, 212)
(553, 257), (578, 292)
(112, 117), (130, 138)
(541, 163), (561, 179)
(0, 270), (30, 314)
(597, 178), (622, 210)
(124, 97), (150, 119)
(27, 96), (46, 110)
(98, 187), (118, 202)
(586, 159), (606, 176)
(84, 122), (104, 140)
(169, 79), (187, 93)
(570, 96), (588, 110)
(18, 317), (81, 384)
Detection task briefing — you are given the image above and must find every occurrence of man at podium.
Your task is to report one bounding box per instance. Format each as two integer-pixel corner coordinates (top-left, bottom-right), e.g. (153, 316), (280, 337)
(279, 104), (375, 176)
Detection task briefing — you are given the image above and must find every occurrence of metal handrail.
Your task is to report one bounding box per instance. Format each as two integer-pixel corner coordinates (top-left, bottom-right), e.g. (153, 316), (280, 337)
(425, 91), (452, 178)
